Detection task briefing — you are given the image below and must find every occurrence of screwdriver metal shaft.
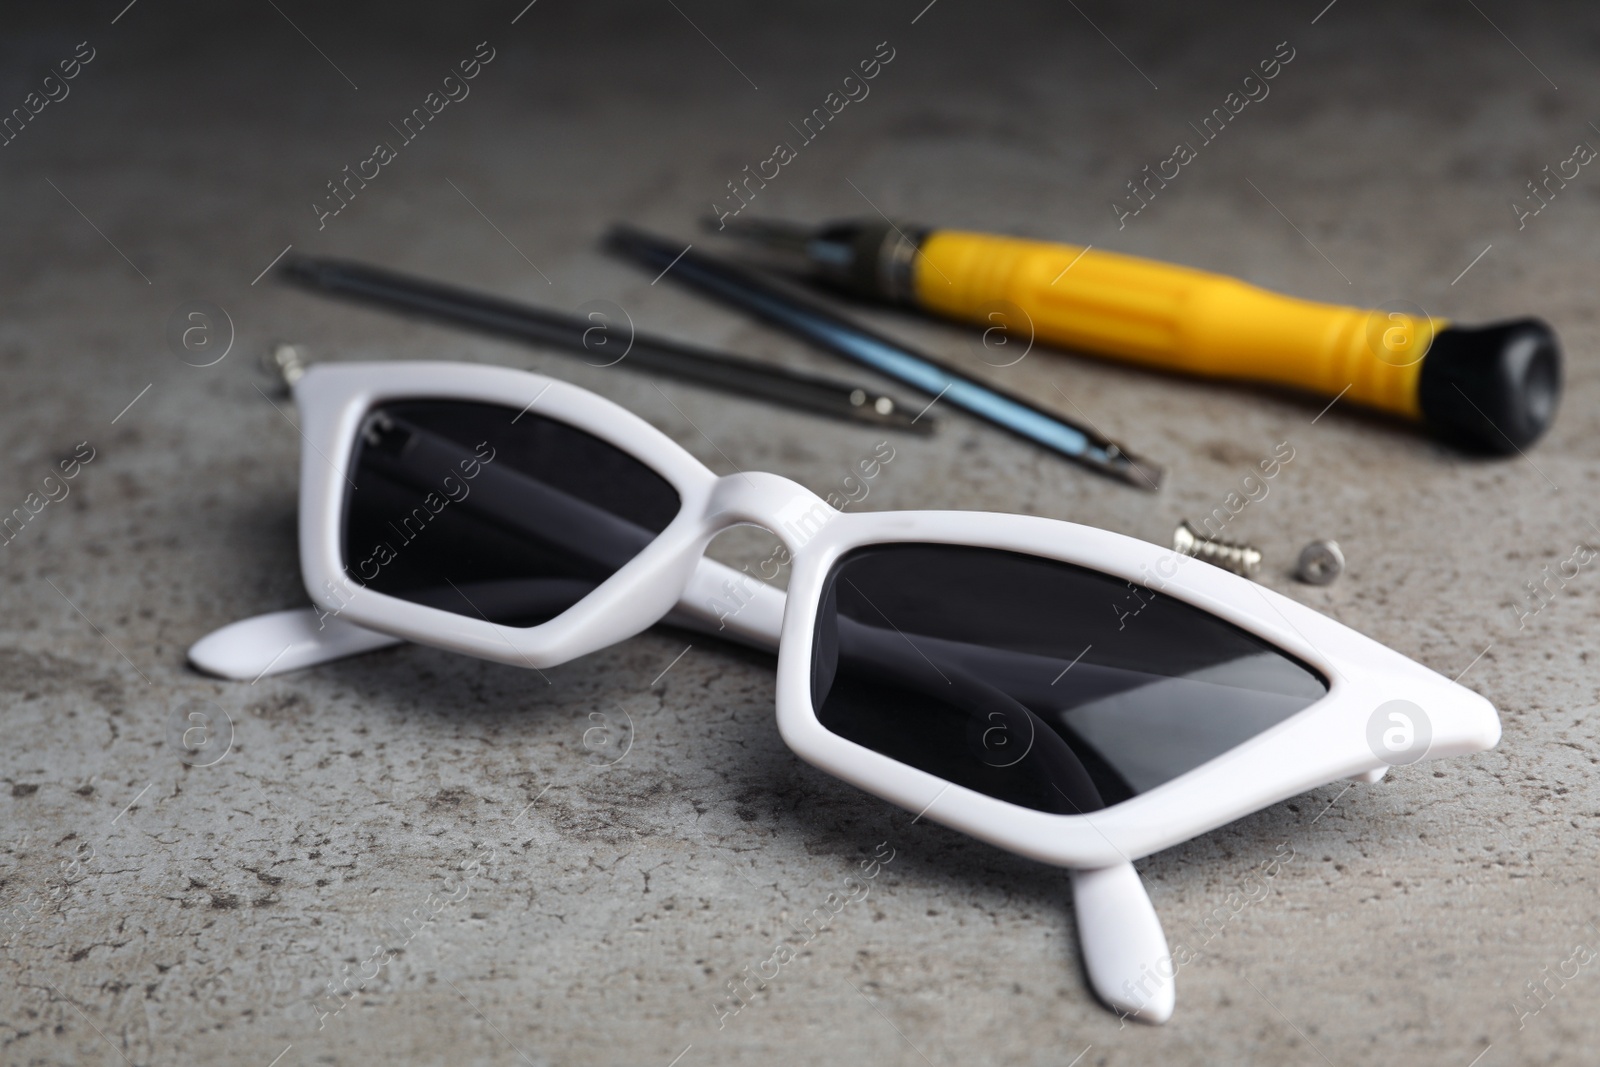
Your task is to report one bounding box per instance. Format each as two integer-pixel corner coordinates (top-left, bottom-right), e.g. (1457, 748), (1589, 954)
(606, 226), (1162, 490)
(278, 256), (934, 434)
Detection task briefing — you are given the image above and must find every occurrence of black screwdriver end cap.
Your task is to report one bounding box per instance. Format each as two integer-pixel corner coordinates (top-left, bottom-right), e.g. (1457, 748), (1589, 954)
(1418, 318), (1561, 454)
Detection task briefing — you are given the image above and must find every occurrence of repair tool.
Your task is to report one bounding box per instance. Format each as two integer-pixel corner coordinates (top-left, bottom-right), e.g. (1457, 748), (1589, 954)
(1172, 520), (1261, 578)
(605, 226), (1162, 490)
(709, 217), (1562, 453)
(1295, 540), (1345, 586)
(260, 342), (308, 394)
(278, 256), (932, 434)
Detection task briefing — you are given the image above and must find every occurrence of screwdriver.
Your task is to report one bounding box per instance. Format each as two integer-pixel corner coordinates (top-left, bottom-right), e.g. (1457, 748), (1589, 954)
(606, 225), (1163, 489)
(278, 256), (933, 434)
(709, 217), (1563, 453)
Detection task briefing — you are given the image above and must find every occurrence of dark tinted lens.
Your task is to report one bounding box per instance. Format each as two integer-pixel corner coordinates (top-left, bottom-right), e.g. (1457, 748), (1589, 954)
(811, 544), (1327, 815)
(343, 399), (680, 625)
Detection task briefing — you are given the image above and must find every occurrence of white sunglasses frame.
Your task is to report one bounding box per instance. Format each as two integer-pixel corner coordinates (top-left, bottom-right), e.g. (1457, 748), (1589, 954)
(190, 360), (1501, 1024)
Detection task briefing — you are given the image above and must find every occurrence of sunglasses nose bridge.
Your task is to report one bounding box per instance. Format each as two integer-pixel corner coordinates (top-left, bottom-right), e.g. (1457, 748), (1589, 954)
(703, 471), (836, 551)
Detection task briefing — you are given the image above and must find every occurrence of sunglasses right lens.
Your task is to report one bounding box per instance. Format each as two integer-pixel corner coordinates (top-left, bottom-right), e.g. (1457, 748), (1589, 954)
(810, 543), (1328, 814)
(342, 399), (681, 625)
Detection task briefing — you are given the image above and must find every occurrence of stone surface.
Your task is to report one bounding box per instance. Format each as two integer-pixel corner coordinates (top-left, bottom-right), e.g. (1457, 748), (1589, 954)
(2, 1), (1598, 1064)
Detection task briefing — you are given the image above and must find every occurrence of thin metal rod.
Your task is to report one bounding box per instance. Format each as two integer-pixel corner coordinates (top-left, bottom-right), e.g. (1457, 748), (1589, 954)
(605, 226), (1162, 489)
(277, 257), (933, 434)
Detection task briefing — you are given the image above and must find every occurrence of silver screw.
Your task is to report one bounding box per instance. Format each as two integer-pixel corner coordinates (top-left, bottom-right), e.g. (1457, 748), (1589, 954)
(261, 342), (308, 394)
(1173, 520), (1262, 578)
(1295, 540), (1344, 585)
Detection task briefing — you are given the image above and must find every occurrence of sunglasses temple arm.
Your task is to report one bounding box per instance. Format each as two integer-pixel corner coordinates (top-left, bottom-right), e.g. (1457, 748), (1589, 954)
(186, 553), (788, 681)
(661, 556), (786, 652)
(1070, 863), (1175, 1024)
(186, 606), (406, 680)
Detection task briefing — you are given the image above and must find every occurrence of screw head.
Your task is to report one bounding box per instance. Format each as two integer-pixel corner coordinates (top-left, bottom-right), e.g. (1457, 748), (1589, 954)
(261, 342), (307, 393)
(1295, 539), (1344, 585)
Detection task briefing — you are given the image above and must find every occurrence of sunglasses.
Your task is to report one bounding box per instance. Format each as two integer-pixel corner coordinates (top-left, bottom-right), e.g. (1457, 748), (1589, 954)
(190, 360), (1501, 1023)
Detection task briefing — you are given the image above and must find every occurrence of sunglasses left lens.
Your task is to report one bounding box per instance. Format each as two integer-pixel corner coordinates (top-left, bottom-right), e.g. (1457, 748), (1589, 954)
(342, 399), (681, 625)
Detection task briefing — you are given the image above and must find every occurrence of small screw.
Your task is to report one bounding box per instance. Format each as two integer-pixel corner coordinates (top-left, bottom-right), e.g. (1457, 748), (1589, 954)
(260, 342), (308, 394)
(1295, 540), (1344, 585)
(1173, 520), (1261, 578)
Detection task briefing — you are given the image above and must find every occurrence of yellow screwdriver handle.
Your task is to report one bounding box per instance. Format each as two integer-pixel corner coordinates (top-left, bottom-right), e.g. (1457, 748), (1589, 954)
(913, 230), (1436, 419)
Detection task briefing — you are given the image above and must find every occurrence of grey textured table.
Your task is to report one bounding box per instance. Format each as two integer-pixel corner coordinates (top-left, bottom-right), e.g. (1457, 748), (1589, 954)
(2, 2), (1597, 1064)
